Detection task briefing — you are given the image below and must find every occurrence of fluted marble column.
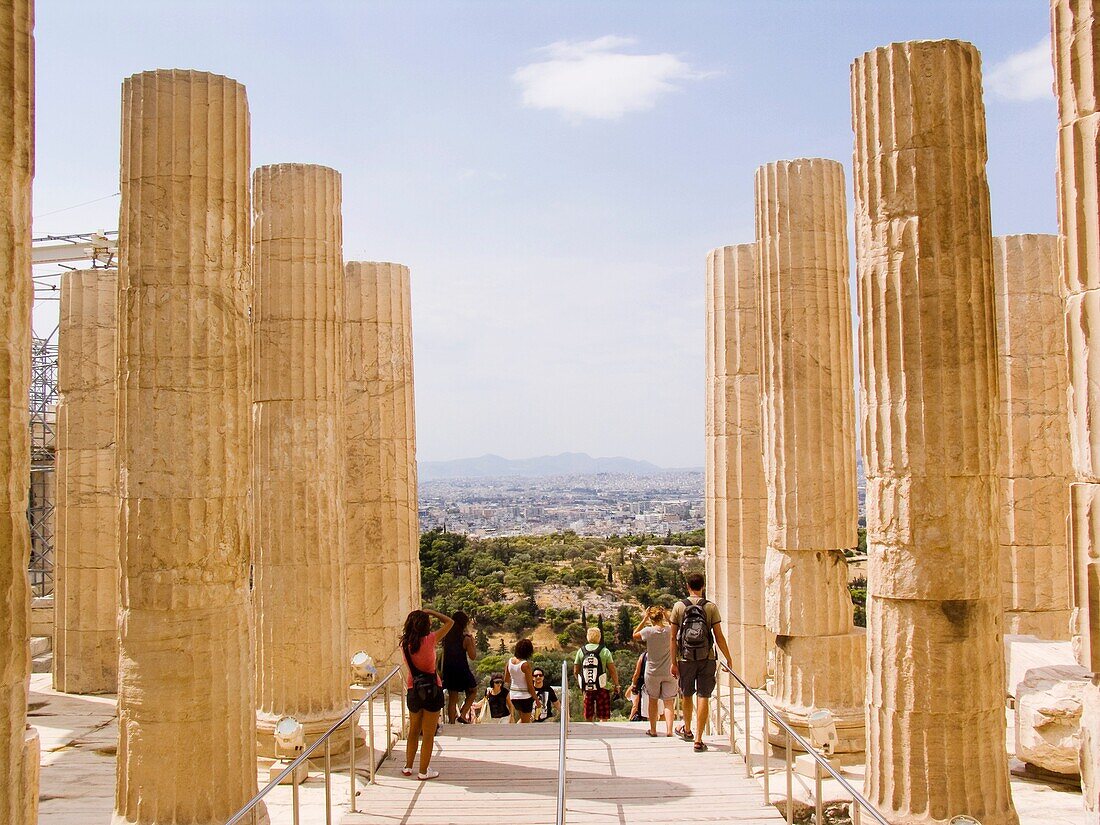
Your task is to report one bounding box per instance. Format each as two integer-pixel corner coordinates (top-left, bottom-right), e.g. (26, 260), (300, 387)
(1053, 1), (1100, 810)
(116, 70), (263, 825)
(253, 164), (351, 753)
(852, 40), (1017, 825)
(705, 244), (768, 687)
(0, 2), (35, 823)
(756, 158), (864, 751)
(993, 235), (1073, 640)
(54, 268), (118, 693)
(345, 261), (420, 665)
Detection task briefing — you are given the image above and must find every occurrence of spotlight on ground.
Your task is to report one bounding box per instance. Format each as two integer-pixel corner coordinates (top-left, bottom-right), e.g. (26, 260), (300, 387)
(807, 709), (838, 757)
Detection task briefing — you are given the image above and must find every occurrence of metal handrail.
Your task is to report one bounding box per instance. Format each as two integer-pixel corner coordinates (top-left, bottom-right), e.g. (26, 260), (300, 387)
(555, 659), (569, 825)
(225, 664), (405, 825)
(716, 662), (890, 825)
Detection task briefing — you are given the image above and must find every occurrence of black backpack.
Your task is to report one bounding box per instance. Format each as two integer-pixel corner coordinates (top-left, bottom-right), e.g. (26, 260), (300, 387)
(677, 598), (713, 661)
(579, 643), (606, 691)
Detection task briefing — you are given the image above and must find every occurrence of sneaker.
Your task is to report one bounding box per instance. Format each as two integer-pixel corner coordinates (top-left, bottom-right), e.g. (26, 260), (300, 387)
(401, 766), (413, 776)
(418, 769), (440, 781)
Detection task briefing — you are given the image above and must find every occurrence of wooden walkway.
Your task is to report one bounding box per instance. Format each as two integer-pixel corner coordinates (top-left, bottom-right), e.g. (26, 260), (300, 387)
(343, 721), (782, 825)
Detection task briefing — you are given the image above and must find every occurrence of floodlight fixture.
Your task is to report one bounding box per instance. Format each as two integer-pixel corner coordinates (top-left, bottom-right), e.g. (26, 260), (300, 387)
(807, 709), (839, 757)
(948, 818), (982, 825)
(273, 715), (305, 760)
(351, 650), (377, 685)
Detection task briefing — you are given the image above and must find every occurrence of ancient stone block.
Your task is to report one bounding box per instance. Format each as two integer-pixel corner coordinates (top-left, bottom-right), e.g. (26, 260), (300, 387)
(755, 158), (864, 745)
(253, 164), (351, 755)
(851, 39), (1017, 824)
(0, 2), (34, 822)
(1015, 664), (1089, 775)
(54, 269), (118, 695)
(115, 69), (263, 825)
(705, 244), (768, 687)
(345, 261), (420, 666)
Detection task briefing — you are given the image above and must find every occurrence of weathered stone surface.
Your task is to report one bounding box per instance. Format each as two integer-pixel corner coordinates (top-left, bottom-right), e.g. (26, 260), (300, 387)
(755, 158), (864, 746)
(705, 244), (767, 687)
(852, 39), (1017, 824)
(116, 69), (263, 824)
(1015, 664), (1089, 775)
(345, 261), (420, 666)
(54, 269), (118, 694)
(1053, 0), (1100, 809)
(0, 2), (34, 822)
(253, 164), (351, 753)
(993, 235), (1073, 640)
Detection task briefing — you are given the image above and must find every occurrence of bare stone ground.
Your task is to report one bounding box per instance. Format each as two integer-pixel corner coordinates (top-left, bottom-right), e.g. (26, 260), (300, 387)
(30, 672), (1085, 824)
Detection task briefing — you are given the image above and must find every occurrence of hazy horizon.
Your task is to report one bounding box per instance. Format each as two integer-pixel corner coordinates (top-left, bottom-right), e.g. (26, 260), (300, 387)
(31, 2), (1056, 467)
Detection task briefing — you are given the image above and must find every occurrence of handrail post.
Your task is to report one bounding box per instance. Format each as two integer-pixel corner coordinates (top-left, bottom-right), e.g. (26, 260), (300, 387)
(368, 688), (377, 785)
(349, 705), (357, 813)
(814, 759), (823, 824)
(743, 686), (751, 779)
(762, 710), (770, 805)
(785, 728), (793, 825)
(291, 779), (300, 825)
(384, 682), (392, 754)
(324, 738), (332, 825)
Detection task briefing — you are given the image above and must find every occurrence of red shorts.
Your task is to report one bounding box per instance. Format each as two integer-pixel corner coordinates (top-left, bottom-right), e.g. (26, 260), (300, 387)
(583, 688), (611, 721)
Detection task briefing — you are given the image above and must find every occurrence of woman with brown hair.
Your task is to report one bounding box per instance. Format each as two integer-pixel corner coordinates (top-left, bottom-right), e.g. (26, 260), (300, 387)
(504, 637), (536, 723)
(401, 608), (453, 780)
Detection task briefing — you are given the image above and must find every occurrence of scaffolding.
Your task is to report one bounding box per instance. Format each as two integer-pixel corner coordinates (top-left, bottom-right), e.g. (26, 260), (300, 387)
(27, 229), (117, 596)
(28, 331), (57, 595)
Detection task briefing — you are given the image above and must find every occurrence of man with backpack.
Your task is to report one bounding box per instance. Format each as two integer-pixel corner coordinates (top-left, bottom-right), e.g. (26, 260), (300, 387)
(573, 627), (620, 722)
(670, 571), (733, 751)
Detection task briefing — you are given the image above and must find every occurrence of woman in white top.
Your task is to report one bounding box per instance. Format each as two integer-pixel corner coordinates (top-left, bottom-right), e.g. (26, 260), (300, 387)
(504, 638), (535, 723)
(633, 605), (677, 737)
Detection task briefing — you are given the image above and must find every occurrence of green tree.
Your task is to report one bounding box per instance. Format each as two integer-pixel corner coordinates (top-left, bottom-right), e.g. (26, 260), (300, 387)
(475, 627), (489, 653)
(616, 605), (634, 646)
(581, 606), (588, 627)
(497, 637), (507, 654)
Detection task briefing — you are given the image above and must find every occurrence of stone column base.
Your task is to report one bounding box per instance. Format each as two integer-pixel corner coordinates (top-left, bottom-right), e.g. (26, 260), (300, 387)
(257, 708), (362, 759)
(768, 631), (866, 753)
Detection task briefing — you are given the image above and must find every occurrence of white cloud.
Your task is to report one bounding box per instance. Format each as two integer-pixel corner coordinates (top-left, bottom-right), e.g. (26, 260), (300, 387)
(513, 36), (711, 121)
(986, 39), (1053, 102)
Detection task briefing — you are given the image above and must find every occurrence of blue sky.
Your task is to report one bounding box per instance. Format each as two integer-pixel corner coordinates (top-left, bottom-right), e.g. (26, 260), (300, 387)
(33, 1), (1056, 466)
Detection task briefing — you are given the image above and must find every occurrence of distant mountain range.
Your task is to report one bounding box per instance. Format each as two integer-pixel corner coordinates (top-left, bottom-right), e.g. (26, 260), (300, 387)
(419, 452), (679, 481)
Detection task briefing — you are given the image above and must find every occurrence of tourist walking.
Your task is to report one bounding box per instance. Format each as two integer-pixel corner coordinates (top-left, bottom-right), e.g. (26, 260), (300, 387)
(472, 673), (512, 723)
(441, 610), (479, 724)
(505, 638), (536, 723)
(634, 605), (676, 737)
(401, 608), (453, 779)
(670, 572), (733, 751)
(573, 627), (620, 722)
(531, 667), (560, 722)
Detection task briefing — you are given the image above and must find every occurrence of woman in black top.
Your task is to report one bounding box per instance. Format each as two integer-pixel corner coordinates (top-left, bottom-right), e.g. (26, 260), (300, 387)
(441, 610), (479, 723)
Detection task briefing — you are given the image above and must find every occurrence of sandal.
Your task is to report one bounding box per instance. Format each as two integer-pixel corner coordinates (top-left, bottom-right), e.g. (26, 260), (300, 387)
(401, 766), (413, 776)
(418, 769), (440, 781)
(693, 740), (708, 752)
(645, 730), (658, 737)
(675, 725), (693, 741)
